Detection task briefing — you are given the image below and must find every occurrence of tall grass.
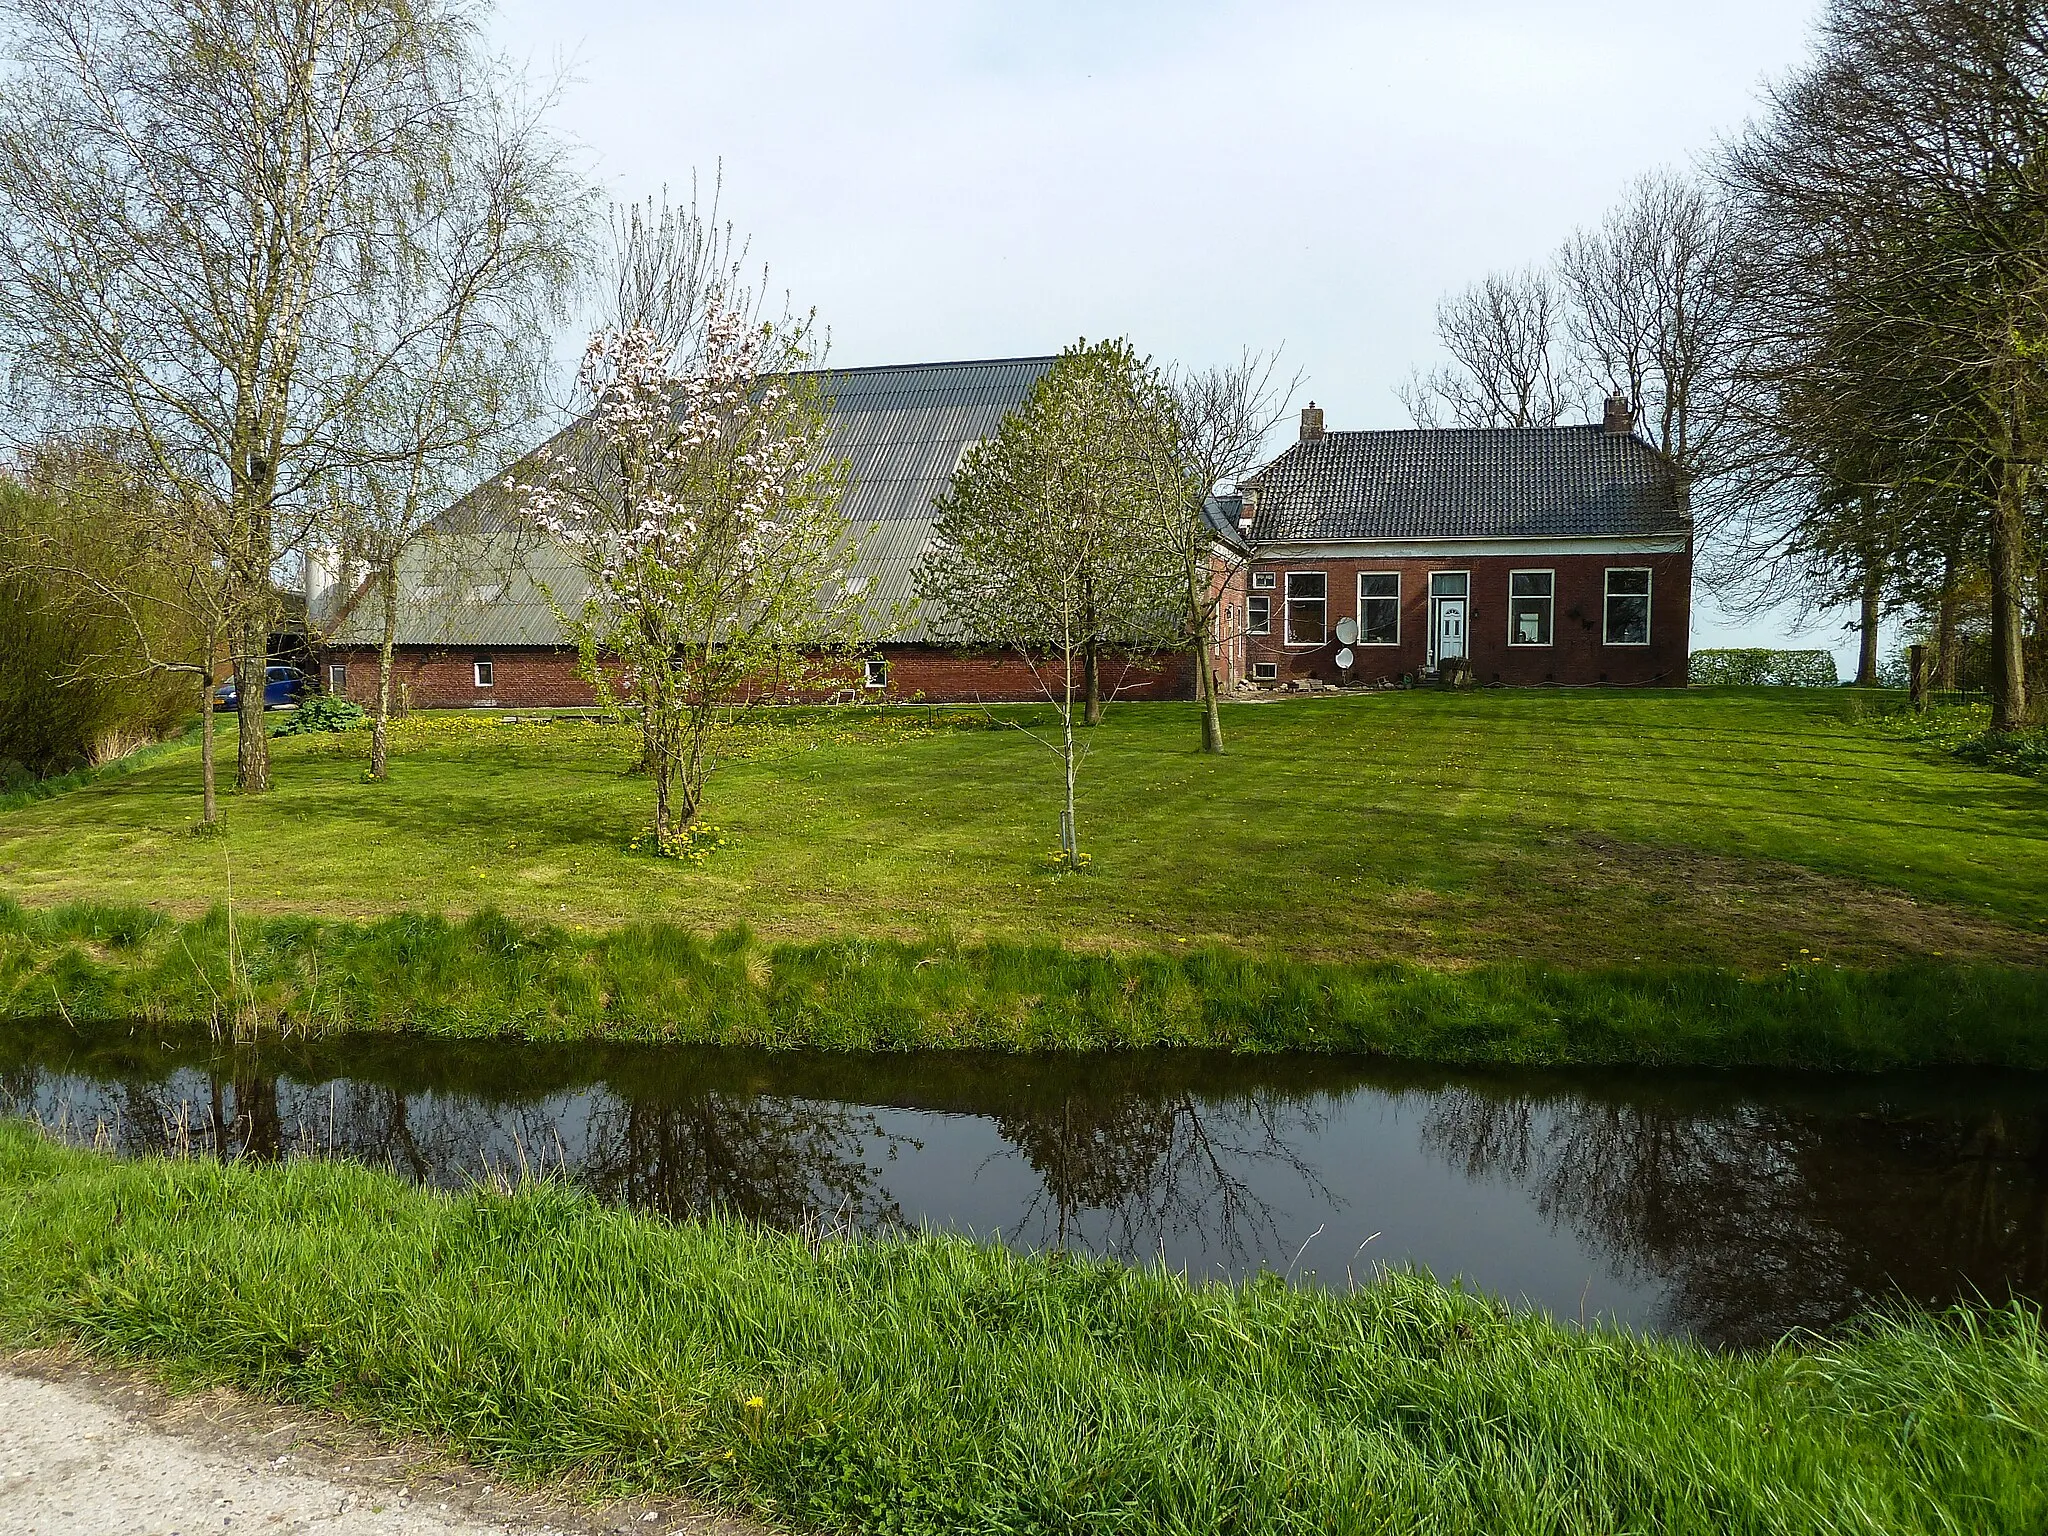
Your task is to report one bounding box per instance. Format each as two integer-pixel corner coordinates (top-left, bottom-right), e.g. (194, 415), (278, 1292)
(3, 896), (2045, 1067)
(0, 1124), (2041, 1535)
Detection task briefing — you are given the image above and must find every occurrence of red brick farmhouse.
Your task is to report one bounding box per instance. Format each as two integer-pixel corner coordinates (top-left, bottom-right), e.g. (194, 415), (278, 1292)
(1215, 398), (1693, 690)
(313, 366), (1690, 706)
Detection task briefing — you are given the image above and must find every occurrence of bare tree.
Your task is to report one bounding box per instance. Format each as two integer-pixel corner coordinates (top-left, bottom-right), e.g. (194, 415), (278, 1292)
(1557, 170), (1738, 495)
(322, 77), (590, 781)
(1154, 349), (1300, 753)
(0, 0), (548, 794)
(1398, 268), (1570, 429)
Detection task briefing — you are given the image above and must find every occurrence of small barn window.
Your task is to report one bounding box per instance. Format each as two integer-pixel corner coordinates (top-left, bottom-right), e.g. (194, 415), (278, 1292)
(1509, 570), (1554, 646)
(327, 663), (347, 694)
(473, 657), (495, 687)
(1247, 594), (1271, 635)
(1251, 570), (1276, 591)
(1285, 571), (1327, 646)
(1358, 573), (1399, 644)
(1603, 569), (1651, 646)
(865, 658), (888, 690)
(1253, 662), (1278, 682)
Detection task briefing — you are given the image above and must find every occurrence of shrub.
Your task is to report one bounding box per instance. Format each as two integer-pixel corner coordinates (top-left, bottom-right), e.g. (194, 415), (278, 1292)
(272, 694), (368, 735)
(1688, 649), (1839, 687)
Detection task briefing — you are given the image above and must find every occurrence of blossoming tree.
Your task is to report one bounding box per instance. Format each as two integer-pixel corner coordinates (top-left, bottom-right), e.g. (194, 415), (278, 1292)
(511, 302), (862, 843)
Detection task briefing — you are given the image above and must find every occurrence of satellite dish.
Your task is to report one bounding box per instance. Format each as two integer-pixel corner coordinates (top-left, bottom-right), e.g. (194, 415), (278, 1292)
(1335, 647), (1356, 670)
(1335, 617), (1359, 645)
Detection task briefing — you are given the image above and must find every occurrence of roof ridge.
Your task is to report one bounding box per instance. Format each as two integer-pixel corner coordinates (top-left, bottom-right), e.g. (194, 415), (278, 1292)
(804, 354), (1059, 379)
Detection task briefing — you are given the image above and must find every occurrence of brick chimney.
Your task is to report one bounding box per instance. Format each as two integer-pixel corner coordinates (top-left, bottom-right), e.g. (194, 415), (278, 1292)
(1299, 402), (1325, 442)
(1602, 393), (1633, 434)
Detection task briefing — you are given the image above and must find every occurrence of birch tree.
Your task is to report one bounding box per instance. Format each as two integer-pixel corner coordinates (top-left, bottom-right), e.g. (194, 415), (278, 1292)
(510, 300), (862, 843)
(0, 0), (545, 793)
(324, 80), (588, 780)
(920, 339), (1184, 868)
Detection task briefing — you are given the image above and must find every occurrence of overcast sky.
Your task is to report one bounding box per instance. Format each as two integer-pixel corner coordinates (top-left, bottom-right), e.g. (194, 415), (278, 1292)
(490, 0), (1865, 664)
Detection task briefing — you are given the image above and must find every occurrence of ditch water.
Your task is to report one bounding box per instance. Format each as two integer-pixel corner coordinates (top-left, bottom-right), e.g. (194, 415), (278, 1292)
(5, 1019), (2045, 1348)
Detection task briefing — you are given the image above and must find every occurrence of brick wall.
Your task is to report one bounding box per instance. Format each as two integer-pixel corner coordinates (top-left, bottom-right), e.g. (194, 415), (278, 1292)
(319, 643), (1198, 709)
(1222, 549), (1692, 688)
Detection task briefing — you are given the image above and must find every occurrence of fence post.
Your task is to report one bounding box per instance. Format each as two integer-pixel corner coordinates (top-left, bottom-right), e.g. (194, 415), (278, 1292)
(1909, 644), (1929, 712)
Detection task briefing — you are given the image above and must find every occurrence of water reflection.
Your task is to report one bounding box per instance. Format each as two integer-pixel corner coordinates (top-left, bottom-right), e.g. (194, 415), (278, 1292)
(4, 1020), (2045, 1346)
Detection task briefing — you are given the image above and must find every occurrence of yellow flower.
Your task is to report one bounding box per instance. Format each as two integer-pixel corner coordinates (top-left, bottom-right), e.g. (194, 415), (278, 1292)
(745, 1396), (764, 1409)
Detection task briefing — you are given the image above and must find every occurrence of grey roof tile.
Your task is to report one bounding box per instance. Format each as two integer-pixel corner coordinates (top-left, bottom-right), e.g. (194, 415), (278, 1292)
(325, 356), (1053, 649)
(1243, 426), (1687, 543)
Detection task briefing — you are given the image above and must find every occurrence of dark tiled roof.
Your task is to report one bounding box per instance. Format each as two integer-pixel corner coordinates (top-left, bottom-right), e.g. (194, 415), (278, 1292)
(1243, 426), (1686, 542)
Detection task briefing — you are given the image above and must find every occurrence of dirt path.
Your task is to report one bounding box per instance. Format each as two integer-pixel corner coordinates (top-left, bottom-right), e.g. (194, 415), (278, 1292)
(0, 1355), (766, 1536)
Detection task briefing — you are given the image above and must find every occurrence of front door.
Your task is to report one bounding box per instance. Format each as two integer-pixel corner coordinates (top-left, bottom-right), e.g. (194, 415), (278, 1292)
(1435, 598), (1467, 664)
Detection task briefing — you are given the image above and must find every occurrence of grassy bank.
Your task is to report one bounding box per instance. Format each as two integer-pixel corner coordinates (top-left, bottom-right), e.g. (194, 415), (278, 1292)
(1, 1124), (2042, 1535)
(6, 898), (2047, 1067)
(2, 691), (2044, 972)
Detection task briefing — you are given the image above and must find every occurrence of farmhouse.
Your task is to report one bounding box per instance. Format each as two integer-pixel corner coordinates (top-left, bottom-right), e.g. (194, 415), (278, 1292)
(312, 368), (1690, 707)
(1219, 398), (1693, 689)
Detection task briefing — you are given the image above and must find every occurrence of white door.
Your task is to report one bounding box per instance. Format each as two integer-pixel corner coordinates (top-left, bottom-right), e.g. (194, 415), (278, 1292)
(1436, 598), (1467, 662)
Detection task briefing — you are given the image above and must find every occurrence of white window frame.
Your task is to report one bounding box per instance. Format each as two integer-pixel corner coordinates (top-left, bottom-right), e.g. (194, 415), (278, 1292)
(1251, 569), (1276, 591)
(1246, 593), (1271, 636)
(1507, 569), (1555, 648)
(1252, 661), (1278, 682)
(473, 657), (494, 688)
(1356, 571), (1400, 646)
(864, 658), (889, 690)
(1284, 570), (1328, 648)
(1603, 567), (1653, 647)
(327, 662), (347, 694)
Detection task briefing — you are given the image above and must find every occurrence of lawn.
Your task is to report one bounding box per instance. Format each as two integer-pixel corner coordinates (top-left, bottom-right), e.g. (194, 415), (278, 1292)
(2, 1124), (2043, 1536)
(0, 688), (2041, 973)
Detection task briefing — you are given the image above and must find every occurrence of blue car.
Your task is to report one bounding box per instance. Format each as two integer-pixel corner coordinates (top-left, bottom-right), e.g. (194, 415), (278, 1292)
(213, 665), (307, 712)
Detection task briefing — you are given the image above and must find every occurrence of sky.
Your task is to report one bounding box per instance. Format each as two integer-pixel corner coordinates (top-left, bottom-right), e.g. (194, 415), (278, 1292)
(489, 0), (1870, 668)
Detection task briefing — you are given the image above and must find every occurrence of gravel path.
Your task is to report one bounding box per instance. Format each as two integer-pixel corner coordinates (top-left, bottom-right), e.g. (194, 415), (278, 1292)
(0, 1359), (763, 1536)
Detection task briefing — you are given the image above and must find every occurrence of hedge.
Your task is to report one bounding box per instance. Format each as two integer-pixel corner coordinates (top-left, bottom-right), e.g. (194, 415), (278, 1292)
(1688, 649), (1839, 687)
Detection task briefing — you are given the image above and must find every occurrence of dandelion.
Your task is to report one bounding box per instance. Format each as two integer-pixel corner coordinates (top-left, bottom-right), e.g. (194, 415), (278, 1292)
(745, 1396), (764, 1409)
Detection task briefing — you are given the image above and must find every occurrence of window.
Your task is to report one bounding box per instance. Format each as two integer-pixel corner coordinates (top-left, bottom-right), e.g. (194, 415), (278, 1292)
(1251, 570), (1276, 591)
(1603, 568), (1652, 645)
(1358, 573), (1399, 645)
(327, 663), (347, 694)
(1509, 570), (1554, 646)
(865, 658), (889, 690)
(1429, 571), (1468, 599)
(1285, 571), (1327, 646)
(1247, 594), (1271, 635)
(1253, 662), (1278, 682)
(473, 657), (494, 688)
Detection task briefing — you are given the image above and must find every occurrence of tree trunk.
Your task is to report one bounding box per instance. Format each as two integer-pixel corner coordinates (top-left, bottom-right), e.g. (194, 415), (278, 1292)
(1855, 558), (1882, 687)
(1083, 638), (1102, 727)
(232, 612), (271, 793)
(371, 564), (396, 780)
(1989, 455), (2029, 731)
(198, 666), (217, 826)
(1191, 564), (1223, 754)
(1935, 547), (1960, 691)
(1063, 653), (1080, 867)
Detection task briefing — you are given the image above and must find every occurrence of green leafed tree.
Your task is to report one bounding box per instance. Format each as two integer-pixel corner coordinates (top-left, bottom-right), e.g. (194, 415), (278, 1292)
(920, 338), (1185, 868)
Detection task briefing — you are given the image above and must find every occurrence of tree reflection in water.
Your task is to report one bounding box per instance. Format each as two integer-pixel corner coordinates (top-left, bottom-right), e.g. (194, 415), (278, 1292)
(992, 1085), (1335, 1270)
(7, 1023), (2048, 1347)
(1418, 1073), (2048, 1345)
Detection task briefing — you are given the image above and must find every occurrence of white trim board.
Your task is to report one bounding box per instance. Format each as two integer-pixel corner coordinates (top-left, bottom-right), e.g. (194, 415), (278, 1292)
(1251, 536), (1689, 559)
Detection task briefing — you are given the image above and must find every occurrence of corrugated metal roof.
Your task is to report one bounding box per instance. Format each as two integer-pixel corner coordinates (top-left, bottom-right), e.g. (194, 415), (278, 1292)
(1243, 426), (1687, 542)
(324, 355), (1053, 648)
